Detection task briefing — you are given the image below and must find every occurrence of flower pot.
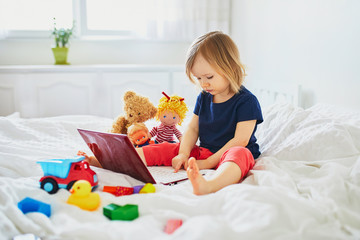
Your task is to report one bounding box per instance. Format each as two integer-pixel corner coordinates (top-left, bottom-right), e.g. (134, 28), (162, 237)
(52, 47), (69, 65)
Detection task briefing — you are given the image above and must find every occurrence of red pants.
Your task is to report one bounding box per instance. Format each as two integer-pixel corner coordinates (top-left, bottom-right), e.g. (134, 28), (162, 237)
(142, 142), (255, 179)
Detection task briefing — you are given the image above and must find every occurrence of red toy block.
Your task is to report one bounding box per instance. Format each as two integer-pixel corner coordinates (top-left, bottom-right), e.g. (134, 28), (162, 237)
(164, 219), (183, 234)
(103, 186), (134, 196)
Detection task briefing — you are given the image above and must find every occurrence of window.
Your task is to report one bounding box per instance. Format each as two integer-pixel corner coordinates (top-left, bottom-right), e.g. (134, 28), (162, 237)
(0, 0), (230, 41)
(0, 0), (73, 30)
(85, 0), (145, 32)
(78, 0), (148, 37)
(0, 0), (73, 38)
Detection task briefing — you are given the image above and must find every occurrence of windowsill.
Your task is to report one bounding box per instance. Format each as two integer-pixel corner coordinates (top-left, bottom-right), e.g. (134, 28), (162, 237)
(0, 64), (184, 73)
(0, 36), (192, 44)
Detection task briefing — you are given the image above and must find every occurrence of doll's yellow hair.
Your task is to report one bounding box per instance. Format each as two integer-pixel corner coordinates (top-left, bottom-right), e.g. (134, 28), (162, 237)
(156, 94), (188, 126)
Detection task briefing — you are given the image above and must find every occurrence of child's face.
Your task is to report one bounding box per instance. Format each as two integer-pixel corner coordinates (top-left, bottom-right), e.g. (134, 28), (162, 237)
(160, 110), (180, 126)
(132, 130), (148, 145)
(191, 54), (231, 101)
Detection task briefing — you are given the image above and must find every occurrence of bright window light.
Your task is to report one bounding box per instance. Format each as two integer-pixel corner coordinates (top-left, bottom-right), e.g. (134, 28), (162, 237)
(86, 0), (147, 31)
(0, 0), (73, 30)
(0, 0), (230, 40)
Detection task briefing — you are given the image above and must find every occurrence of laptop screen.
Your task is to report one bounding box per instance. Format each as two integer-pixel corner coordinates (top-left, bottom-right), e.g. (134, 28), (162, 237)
(77, 129), (156, 184)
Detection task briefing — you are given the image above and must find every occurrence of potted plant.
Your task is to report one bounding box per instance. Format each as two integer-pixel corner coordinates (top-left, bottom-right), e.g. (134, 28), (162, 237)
(51, 18), (74, 65)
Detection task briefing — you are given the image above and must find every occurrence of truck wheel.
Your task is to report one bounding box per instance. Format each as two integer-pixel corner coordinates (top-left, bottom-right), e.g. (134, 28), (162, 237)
(41, 178), (59, 194)
(67, 181), (76, 191)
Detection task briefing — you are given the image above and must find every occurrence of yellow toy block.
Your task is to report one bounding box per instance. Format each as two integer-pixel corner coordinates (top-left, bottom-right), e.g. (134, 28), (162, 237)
(139, 183), (156, 194)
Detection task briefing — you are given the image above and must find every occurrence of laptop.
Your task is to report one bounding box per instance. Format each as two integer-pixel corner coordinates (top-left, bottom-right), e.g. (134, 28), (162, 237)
(77, 128), (202, 185)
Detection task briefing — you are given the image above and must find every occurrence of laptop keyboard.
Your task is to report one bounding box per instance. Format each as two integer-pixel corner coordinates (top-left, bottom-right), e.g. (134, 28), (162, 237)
(148, 166), (188, 184)
(147, 166), (215, 185)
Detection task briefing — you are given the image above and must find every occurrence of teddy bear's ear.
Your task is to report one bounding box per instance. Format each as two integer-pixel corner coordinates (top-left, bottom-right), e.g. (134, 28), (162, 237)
(124, 91), (136, 101)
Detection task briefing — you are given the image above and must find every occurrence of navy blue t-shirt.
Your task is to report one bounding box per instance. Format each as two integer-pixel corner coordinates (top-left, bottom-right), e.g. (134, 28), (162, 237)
(194, 86), (263, 159)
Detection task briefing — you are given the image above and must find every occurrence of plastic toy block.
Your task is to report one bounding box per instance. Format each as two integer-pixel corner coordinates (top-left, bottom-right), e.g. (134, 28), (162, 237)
(103, 186), (134, 196)
(103, 203), (139, 221)
(133, 185), (144, 194)
(18, 197), (51, 217)
(165, 219), (183, 234)
(139, 183), (156, 194)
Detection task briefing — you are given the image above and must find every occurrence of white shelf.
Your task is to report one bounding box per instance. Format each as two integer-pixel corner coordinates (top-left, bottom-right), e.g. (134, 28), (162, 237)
(0, 64), (184, 72)
(0, 65), (198, 118)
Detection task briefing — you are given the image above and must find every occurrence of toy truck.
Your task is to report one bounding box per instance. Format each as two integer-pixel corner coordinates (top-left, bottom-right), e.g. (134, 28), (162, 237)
(37, 156), (98, 194)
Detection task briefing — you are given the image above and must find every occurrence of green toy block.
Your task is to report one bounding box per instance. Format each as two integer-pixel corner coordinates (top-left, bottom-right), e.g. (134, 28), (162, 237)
(103, 203), (118, 217)
(103, 203), (139, 221)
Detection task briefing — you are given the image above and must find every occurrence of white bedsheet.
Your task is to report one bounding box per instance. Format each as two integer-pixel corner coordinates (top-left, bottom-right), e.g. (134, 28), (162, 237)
(0, 104), (359, 240)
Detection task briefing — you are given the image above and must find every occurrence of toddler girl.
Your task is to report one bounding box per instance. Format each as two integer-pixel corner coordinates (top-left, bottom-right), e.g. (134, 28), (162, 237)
(86, 31), (263, 195)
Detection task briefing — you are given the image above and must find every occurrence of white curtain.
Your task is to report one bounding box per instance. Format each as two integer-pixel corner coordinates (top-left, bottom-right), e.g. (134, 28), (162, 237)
(0, 0), (8, 39)
(134, 0), (230, 41)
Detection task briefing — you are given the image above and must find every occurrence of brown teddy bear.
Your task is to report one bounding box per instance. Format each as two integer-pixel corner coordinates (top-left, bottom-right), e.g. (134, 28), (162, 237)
(110, 91), (157, 134)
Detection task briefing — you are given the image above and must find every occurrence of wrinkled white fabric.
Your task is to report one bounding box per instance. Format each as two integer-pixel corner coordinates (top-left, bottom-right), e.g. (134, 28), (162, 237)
(0, 104), (359, 240)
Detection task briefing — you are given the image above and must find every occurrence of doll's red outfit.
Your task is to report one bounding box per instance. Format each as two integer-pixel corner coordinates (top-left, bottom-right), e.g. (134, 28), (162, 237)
(143, 87), (263, 180)
(150, 123), (182, 143)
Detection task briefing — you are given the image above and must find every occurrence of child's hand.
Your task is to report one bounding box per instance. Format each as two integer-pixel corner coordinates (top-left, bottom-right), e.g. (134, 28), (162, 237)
(172, 153), (189, 172)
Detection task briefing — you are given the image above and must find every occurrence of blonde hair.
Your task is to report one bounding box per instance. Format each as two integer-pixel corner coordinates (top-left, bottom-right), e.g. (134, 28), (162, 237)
(185, 31), (246, 94)
(156, 94), (188, 126)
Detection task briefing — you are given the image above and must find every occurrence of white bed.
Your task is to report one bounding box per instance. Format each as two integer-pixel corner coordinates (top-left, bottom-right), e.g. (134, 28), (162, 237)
(1, 89), (360, 239)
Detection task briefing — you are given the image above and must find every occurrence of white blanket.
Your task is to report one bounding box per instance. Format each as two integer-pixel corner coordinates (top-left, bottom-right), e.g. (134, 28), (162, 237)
(0, 104), (359, 240)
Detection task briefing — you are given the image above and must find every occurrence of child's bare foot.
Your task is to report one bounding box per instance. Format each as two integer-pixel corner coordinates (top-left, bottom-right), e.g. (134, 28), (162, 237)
(78, 151), (102, 168)
(187, 157), (210, 195)
(87, 156), (102, 168)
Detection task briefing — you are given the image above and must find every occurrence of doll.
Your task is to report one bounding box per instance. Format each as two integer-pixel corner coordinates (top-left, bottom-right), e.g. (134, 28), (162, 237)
(150, 92), (188, 143)
(128, 123), (154, 148)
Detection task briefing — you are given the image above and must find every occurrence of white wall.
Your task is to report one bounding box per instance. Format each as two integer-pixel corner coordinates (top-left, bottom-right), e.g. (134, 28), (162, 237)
(2, 0), (360, 111)
(231, 0), (360, 111)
